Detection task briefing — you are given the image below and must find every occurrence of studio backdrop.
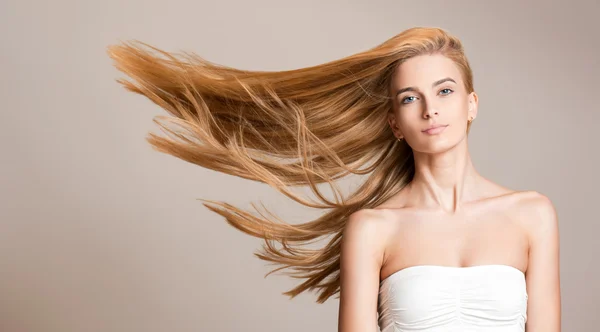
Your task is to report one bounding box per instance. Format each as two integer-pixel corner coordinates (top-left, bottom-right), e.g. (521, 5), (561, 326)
(1, 0), (598, 331)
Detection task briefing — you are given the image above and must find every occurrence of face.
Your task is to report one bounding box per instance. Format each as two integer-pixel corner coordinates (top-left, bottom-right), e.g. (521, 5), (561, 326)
(387, 53), (478, 154)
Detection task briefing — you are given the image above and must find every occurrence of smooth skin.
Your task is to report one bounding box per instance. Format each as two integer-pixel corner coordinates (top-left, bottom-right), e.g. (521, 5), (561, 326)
(337, 54), (561, 332)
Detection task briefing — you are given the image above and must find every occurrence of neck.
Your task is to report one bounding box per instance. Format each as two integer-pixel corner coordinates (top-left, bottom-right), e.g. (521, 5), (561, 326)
(407, 139), (481, 213)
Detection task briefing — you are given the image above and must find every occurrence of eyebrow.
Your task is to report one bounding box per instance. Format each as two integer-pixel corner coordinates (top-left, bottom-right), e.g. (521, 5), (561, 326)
(395, 77), (457, 97)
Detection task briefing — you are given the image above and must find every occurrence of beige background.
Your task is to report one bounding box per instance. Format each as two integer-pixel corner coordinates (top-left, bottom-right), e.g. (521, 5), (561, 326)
(1, 0), (598, 331)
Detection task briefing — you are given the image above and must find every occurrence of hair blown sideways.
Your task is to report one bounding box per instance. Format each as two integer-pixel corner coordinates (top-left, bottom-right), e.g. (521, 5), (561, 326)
(106, 26), (474, 303)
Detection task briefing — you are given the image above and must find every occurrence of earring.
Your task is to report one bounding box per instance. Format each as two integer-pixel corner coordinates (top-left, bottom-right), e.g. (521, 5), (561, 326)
(397, 136), (404, 141)
(468, 117), (474, 123)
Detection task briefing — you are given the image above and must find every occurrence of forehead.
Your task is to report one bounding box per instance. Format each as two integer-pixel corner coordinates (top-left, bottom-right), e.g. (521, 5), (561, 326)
(391, 54), (463, 89)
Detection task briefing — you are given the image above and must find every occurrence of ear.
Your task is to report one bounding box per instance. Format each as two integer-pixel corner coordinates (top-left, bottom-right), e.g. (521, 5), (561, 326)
(387, 111), (404, 139)
(468, 91), (479, 120)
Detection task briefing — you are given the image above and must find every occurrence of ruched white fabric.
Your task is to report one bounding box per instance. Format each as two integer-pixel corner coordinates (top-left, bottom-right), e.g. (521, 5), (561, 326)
(377, 265), (528, 332)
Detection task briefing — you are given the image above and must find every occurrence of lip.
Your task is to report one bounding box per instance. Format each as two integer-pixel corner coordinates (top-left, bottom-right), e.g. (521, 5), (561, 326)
(422, 124), (448, 135)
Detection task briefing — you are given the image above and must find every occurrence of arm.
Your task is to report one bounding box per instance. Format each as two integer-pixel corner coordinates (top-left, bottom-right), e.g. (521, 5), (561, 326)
(524, 193), (561, 331)
(338, 210), (385, 332)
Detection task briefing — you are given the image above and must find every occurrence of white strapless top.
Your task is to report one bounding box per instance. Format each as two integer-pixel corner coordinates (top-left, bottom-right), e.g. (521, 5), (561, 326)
(378, 265), (528, 332)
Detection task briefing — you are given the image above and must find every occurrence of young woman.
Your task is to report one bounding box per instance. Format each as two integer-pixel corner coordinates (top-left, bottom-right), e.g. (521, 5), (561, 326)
(107, 26), (561, 332)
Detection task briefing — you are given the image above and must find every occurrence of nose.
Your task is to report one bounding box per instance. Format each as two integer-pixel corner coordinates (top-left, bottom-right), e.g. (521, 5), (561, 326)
(422, 105), (439, 119)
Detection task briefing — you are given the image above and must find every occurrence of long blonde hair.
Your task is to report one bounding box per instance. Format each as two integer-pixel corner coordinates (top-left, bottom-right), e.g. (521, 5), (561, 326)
(106, 26), (474, 303)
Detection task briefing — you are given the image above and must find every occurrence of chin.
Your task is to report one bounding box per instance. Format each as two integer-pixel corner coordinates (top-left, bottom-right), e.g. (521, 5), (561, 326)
(411, 137), (464, 154)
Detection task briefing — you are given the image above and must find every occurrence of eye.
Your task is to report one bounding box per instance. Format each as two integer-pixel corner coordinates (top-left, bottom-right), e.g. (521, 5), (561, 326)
(400, 89), (453, 105)
(401, 96), (417, 104)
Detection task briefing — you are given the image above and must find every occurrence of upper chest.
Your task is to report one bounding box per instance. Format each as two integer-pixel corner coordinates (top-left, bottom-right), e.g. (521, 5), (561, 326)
(379, 203), (530, 269)
(392, 210), (526, 245)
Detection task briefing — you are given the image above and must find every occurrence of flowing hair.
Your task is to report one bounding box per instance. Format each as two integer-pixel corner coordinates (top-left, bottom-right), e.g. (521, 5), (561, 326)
(106, 26), (474, 303)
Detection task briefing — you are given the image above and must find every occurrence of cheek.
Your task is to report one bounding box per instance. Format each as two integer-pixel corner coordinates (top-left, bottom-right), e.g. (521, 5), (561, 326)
(397, 105), (421, 121)
(446, 99), (469, 120)
(397, 112), (422, 133)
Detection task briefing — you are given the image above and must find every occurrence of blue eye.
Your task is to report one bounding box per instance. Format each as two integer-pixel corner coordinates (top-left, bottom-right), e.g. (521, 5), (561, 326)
(401, 96), (416, 104)
(400, 89), (454, 104)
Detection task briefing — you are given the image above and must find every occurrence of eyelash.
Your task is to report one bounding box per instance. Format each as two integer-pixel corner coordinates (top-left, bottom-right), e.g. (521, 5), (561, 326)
(401, 88), (454, 104)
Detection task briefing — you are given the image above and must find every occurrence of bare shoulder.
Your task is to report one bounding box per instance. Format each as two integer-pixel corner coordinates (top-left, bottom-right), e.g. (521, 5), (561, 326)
(341, 209), (392, 260)
(508, 190), (559, 243)
(511, 190), (557, 222)
(338, 209), (391, 331)
(343, 209), (390, 243)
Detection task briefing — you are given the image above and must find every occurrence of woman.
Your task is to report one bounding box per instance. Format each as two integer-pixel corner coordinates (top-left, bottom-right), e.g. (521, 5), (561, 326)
(107, 26), (561, 331)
